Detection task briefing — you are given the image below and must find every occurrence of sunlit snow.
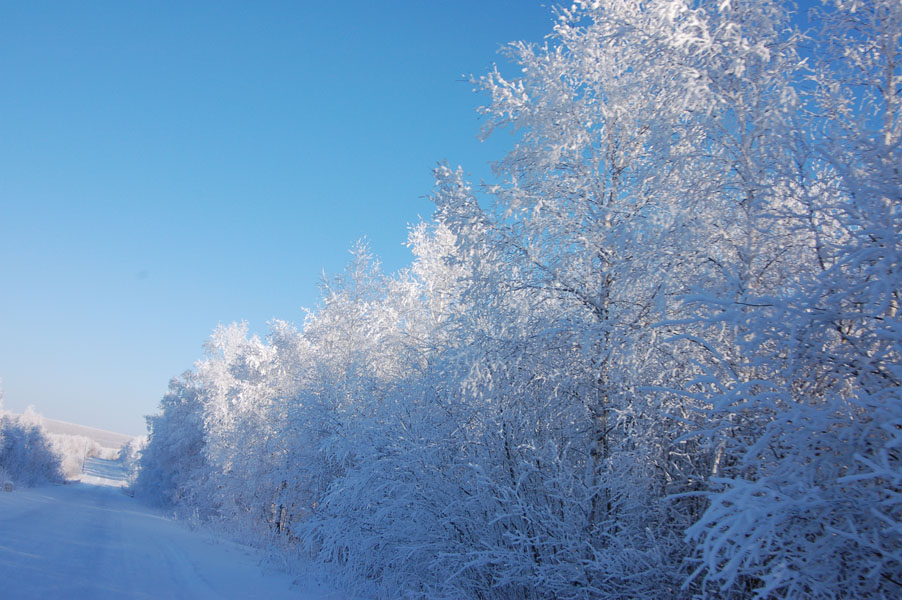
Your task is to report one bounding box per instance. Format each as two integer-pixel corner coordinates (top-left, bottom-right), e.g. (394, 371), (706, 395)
(0, 458), (336, 600)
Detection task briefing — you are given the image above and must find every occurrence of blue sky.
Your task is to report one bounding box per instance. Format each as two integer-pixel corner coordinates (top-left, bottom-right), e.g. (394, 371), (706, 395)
(0, 1), (555, 435)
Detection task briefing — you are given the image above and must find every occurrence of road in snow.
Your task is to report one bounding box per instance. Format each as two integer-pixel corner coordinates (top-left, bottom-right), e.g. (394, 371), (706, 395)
(0, 458), (334, 599)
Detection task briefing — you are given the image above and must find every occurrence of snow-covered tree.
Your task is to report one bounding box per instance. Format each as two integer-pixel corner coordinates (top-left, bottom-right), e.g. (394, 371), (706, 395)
(683, 1), (902, 597)
(0, 407), (63, 486)
(134, 373), (210, 509)
(134, 2), (900, 597)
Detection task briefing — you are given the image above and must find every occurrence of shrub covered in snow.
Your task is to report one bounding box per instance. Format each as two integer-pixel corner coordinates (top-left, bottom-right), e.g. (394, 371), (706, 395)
(46, 433), (104, 479)
(0, 409), (63, 486)
(117, 435), (146, 486)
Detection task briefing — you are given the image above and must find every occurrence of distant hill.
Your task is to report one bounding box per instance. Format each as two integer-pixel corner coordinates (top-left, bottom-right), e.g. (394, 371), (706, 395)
(40, 418), (135, 450)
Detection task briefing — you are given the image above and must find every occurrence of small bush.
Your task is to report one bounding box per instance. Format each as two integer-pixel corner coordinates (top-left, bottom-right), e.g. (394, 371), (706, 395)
(0, 410), (64, 486)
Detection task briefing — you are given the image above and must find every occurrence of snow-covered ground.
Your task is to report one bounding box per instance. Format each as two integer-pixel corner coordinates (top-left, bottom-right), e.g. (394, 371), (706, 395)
(75, 455), (132, 487)
(0, 457), (335, 599)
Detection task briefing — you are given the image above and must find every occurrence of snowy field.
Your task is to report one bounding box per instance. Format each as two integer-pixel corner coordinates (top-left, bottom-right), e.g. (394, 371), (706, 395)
(41, 418), (135, 449)
(0, 457), (334, 599)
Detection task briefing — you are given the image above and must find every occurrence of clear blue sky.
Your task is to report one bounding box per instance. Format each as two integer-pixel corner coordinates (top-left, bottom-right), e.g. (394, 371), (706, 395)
(0, 1), (556, 435)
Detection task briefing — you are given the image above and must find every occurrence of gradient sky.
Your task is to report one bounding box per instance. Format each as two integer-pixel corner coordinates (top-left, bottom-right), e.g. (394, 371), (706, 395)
(0, 1), (556, 435)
